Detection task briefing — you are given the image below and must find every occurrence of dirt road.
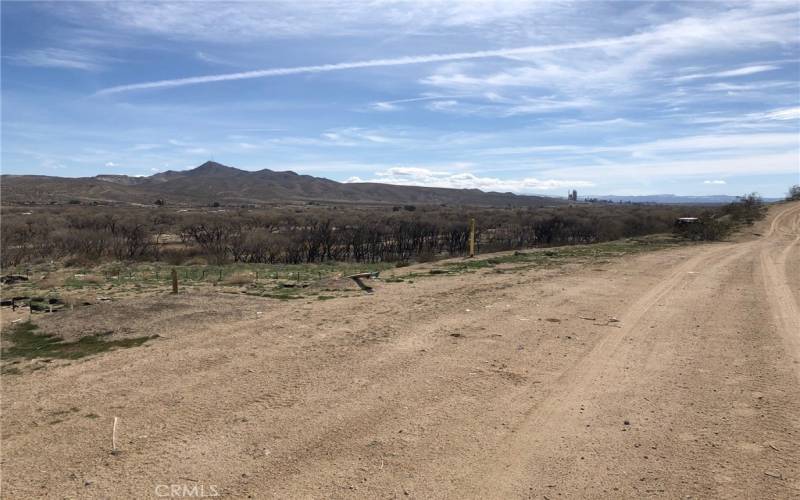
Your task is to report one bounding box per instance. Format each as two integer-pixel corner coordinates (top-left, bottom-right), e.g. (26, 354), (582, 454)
(3, 202), (799, 499)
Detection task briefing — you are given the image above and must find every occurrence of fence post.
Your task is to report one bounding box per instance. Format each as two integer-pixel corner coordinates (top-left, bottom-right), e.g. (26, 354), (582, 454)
(469, 217), (476, 258)
(171, 268), (178, 294)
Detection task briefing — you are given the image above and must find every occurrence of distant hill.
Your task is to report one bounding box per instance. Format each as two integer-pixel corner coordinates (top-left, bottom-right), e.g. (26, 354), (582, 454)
(585, 194), (780, 205)
(1, 161), (562, 207)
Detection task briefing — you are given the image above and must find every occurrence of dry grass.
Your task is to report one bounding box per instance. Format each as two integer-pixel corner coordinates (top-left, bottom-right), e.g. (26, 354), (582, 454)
(37, 273), (65, 289)
(81, 274), (104, 284)
(223, 272), (253, 286)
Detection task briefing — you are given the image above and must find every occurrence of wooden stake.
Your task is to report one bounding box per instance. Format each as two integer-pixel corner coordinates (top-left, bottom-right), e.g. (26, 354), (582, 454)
(171, 268), (178, 294)
(111, 416), (119, 454)
(469, 217), (476, 258)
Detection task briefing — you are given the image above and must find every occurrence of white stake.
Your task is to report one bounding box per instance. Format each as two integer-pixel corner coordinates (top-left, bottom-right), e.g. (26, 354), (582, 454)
(112, 417), (119, 454)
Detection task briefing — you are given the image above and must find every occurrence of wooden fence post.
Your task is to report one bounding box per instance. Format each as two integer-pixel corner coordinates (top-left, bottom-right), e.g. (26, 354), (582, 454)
(469, 217), (476, 258)
(171, 268), (178, 294)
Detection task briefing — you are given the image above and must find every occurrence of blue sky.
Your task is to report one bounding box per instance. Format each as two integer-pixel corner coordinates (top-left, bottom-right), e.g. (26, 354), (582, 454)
(1, 1), (799, 197)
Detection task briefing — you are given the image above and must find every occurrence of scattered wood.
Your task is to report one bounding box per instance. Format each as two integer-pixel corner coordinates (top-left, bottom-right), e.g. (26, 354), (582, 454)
(1, 275), (28, 285)
(347, 272), (380, 293)
(578, 316), (596, 321)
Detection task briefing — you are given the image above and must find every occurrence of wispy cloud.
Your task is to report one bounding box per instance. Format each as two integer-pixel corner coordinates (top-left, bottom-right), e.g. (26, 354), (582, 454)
(95, 36), (644, 95)
(346, 166), (593, 192)
(369, 95), (461, 111)
(69, 1), (560, 42)
(704, 180), (726, 184)
(6, 48), (105, 70)
(674, 64), (780, 82)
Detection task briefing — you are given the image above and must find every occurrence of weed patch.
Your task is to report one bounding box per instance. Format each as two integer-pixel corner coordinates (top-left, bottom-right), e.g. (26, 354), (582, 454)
(1, 321), (157, 361)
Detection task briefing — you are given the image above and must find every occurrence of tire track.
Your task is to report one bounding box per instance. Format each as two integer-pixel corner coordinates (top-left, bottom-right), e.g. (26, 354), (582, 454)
(466, 238), (759, 497)
(758, 203), (800, 377)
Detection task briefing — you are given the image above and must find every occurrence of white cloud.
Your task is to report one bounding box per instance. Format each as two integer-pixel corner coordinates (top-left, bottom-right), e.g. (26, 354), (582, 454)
(703, 180), (726, 184)
(369, 95), (461, 111)
(763, 106), (800, 121)
(622, 133), (799, 155)
(371, 101), (400, 111)
(674, 64), (780, 82)
(418, 7), (798, 109)
(347, 166), (592, 192)
(701, 81), (795, 92)
(96, 37), (637, 94)
(91, 2), (798, 99)
(7, 48), (104, 70)
(73, 1), (558, 42)
(681, 107), (800, 130)
(539, 152), (800, 180)
(104, 161), (117, 167)
(321, 128), (400, 145)
(479, 133), (799, 158)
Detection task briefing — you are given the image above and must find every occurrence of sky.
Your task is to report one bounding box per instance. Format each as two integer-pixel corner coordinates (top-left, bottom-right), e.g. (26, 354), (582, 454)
(1, 0), (799, 197)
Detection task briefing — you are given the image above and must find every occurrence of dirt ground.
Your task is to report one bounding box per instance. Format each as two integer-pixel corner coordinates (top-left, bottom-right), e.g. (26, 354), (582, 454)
(2, 202), (799, 499)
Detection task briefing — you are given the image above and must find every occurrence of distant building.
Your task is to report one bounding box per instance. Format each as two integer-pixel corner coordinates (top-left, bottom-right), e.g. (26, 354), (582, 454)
(567, 189), (578, 201)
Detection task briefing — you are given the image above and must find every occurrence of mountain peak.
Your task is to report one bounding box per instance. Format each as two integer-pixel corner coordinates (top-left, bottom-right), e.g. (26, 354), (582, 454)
(192, 161), (237, 172)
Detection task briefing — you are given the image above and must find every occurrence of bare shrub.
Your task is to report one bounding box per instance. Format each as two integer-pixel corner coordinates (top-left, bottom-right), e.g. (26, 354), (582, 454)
(181, 256), (208, 266)
(3, 199), (765, 267)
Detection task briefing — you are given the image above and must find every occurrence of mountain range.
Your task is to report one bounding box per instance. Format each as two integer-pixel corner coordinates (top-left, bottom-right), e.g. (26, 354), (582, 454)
(1, 161), (562, 207)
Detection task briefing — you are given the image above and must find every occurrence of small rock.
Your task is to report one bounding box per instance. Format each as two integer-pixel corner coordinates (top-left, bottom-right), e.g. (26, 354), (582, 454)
(623, 420), (631, 426)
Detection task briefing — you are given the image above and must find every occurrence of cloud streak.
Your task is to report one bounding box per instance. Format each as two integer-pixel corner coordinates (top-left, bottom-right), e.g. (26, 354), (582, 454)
(346, 166), (593, 192)
(96, 36), (639, 95)
(674, 64), (780, 81)
(8, 48), (105, 71)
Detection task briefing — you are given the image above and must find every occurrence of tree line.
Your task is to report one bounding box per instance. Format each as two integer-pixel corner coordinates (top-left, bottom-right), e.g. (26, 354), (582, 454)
(0, 199), (762, 268)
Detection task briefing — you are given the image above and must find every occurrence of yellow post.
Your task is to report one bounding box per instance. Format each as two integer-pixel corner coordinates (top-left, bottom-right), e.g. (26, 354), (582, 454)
(469, 217), (476, 258)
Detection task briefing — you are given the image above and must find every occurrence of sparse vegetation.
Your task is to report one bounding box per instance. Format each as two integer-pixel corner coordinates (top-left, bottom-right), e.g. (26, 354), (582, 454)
(2, 203), (703, 269)
(673, 194), (766, 241)
(1, 321), (157, 362)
